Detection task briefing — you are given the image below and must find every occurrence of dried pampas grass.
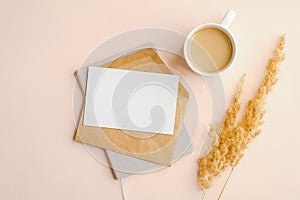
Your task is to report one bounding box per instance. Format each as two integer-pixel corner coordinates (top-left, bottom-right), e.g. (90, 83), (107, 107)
(198, 35), (286, 193)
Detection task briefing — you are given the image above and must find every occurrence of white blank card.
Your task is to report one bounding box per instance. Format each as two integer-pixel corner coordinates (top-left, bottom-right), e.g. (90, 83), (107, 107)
(84, 66), (179, 135)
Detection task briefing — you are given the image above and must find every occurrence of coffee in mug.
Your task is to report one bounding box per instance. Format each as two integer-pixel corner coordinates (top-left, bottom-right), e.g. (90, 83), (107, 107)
(184, 10), (237, 76)
(189, 27), (233, 73)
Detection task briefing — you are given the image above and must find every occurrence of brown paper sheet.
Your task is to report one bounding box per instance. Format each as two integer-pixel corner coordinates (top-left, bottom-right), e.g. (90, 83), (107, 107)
(74, 48), (189, 165)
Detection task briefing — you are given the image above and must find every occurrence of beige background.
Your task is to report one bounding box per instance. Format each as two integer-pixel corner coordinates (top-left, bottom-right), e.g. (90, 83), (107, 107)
(0, 0), (299, 199)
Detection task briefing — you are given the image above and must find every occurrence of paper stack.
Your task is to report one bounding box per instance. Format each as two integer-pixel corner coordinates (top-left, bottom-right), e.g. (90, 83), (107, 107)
(74, 48), (193, 179)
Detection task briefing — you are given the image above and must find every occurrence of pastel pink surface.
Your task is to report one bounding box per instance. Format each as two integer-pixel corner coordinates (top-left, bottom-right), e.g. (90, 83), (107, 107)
(0, 0), (299, 200)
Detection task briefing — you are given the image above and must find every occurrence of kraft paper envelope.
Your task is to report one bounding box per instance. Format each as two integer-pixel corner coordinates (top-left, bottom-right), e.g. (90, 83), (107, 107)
(75, 47), (193, 179)
(74, 48), (189, 165)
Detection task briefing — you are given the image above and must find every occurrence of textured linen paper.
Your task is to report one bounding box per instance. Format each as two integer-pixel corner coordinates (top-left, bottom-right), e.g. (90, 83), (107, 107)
(84, 66), (179, 135)
(74, 48), (189, 166)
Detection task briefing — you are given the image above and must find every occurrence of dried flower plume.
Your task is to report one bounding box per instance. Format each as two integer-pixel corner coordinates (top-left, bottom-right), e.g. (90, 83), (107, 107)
(198, 35), (286, 191)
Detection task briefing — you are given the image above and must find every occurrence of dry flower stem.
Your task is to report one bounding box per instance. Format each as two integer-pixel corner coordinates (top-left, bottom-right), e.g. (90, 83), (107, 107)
(217, 168), (234, 200)
(201, 191), (206, 200)
(198, 75), (245, 189)
(198, 35), (286, 191)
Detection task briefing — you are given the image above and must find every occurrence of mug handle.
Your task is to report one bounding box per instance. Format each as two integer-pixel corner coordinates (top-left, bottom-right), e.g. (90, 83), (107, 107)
(220, 9), (236, 28)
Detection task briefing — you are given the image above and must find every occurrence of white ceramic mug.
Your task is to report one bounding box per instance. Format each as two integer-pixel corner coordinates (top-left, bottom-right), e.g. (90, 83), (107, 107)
(184, 10), (237, 76)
